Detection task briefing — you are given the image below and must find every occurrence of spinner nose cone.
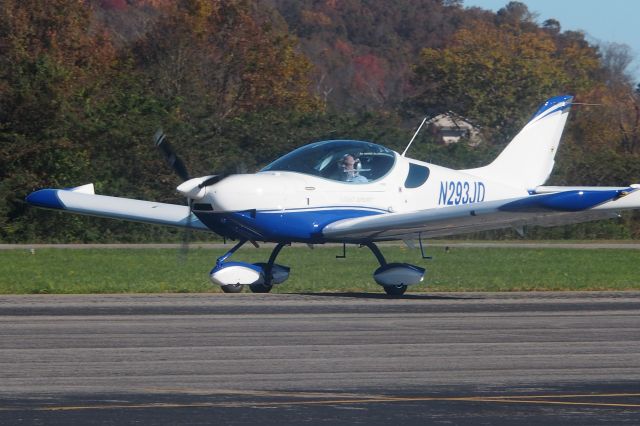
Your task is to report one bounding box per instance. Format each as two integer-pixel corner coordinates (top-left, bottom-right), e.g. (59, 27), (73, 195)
(176, 175), (218, 200)
(176, 179), (205, 200)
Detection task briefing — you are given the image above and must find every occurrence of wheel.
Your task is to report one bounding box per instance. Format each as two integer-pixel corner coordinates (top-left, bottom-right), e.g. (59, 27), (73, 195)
(249, 283), (273, 293)
(221, 284), (243, 293)
(383, 284), (407, 296)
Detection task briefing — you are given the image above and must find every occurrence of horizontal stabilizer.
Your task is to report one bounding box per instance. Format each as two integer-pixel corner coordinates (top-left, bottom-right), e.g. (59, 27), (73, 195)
(500, 189), (625, 212)
(322, 187), (640, 241)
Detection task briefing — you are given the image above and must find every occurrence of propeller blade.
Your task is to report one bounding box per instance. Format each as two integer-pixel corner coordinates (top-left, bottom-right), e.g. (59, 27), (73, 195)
(180, 198), (193, 262)
(236, 161), (248, 174)
(198, 175), (227, 188)
(154, 130), (191, 182)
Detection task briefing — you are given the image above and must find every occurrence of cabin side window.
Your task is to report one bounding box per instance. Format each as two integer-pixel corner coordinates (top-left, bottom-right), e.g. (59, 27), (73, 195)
(404, 163), (430, 188)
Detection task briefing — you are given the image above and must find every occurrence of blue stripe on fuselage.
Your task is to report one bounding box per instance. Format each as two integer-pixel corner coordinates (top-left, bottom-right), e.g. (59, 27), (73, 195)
(195, 207), (384, 243)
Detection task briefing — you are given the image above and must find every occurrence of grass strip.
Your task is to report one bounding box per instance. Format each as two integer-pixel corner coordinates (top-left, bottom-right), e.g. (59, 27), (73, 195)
(0, 245), (638, 294)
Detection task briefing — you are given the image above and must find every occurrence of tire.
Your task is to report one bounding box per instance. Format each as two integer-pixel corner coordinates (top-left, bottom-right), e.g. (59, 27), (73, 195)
(221, 284), (243, 293)
(383, 284), (407, 296)
(249, 283), (273, 293)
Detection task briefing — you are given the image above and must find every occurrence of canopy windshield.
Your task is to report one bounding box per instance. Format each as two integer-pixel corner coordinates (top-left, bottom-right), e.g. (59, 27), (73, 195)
(260, 140), (396, 184)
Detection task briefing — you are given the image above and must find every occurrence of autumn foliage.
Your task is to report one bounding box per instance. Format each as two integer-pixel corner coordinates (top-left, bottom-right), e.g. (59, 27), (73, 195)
(1, 0), (639, 241)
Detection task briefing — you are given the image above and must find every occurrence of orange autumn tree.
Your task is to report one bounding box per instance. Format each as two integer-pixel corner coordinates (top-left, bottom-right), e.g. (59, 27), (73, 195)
(134, 0), (320, 120)
(0, 0), (117, 241)
(412, 18), (600, 142)
(129, 0), (322, 177)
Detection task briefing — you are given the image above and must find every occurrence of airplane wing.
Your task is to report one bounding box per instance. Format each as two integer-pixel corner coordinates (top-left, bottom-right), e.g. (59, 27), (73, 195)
(26, 184), (208, 230)
(322, 187), (640, 241)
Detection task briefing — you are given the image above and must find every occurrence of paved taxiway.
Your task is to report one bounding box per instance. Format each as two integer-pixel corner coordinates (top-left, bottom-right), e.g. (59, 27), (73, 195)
(0, 292), (639, 424)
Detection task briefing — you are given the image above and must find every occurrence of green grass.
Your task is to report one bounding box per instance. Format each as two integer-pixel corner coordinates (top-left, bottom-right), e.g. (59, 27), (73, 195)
(0, 245), (638, 294)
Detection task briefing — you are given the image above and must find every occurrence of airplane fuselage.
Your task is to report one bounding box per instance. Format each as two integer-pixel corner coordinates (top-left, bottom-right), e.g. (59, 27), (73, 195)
(192, 142), (527, 243)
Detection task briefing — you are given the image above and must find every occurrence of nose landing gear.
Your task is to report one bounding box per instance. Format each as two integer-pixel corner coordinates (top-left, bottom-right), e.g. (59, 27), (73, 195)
(209, 240), (290, 293)
(221, 284), (243, 293)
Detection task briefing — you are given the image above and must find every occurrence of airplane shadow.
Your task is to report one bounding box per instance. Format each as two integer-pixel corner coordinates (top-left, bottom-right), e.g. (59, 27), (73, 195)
(296, 292), (482, 301)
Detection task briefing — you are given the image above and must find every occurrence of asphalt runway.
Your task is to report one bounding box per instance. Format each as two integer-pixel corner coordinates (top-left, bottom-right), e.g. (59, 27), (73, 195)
(0, 292), (639, 425)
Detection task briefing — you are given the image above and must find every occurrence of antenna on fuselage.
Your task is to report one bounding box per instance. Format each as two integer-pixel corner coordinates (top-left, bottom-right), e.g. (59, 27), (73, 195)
(401, 116), (428, 157)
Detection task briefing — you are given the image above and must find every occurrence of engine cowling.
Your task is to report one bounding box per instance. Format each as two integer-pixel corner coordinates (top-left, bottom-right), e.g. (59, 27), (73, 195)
(373, 263), (425, 287)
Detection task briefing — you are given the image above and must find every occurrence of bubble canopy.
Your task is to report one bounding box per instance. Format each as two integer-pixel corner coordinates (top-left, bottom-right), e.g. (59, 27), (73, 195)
(260, 140), (397, 183)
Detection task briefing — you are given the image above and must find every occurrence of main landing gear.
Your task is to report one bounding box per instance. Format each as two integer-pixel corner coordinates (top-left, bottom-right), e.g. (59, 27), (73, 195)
(209, 240), (425, 296)
(364, 242), (425, 296)
(210, 240), (290, 293)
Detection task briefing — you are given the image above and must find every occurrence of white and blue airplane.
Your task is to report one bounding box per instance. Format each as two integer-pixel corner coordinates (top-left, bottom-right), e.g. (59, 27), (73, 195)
(26, 95), (640, 295)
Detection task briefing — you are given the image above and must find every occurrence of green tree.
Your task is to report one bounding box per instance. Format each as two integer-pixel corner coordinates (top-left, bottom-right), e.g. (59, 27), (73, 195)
(411, 18), (600, 143)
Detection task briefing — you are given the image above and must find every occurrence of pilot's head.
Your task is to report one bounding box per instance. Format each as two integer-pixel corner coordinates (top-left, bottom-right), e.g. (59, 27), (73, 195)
(341, 154), (358, 171)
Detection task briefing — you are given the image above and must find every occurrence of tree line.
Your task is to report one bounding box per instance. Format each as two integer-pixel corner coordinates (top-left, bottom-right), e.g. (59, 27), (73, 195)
(1, 0), (639, 242)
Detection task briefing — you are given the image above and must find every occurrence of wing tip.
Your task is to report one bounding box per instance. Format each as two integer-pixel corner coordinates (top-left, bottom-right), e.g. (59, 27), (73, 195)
(26, 189), (65, 210)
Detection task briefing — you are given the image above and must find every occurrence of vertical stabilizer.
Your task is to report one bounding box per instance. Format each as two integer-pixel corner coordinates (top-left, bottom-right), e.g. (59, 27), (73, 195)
(464, 95), (573, 190)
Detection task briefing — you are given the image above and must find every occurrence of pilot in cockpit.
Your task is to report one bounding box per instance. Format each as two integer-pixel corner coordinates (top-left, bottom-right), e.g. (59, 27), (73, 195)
(340, 154), (368, 183)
